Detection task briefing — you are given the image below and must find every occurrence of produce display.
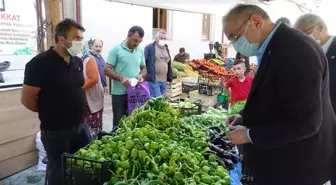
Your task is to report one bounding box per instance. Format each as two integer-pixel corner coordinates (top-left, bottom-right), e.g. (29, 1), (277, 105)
(172, 61), (199, 78)
(189, 59), (234, 80)
(230, 101), (246, 115)
(209, 59), (225, 66)
(72, 97), (234, 185)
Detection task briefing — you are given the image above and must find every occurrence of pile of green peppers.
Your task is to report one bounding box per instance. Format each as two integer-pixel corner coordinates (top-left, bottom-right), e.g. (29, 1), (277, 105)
(74, 97), (231, 185)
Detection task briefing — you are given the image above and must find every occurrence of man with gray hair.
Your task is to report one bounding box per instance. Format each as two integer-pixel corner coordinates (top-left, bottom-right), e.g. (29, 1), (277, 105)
(294, 13), (336, 110)
(144, 30), (173, 97)
(224, 4), (335, 185)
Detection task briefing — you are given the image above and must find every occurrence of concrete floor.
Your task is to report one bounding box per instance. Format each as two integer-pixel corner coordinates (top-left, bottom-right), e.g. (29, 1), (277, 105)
(0, 96), (113, 185)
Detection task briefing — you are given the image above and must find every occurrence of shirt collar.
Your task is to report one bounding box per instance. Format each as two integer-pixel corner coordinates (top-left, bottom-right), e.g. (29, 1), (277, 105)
(322, 36), (334, 53)
(257, 23), (281, 57)
(121, 41), (137, 52)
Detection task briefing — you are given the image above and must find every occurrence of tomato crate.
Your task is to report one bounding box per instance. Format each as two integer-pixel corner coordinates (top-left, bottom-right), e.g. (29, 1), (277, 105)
(62, 132), (114, 185)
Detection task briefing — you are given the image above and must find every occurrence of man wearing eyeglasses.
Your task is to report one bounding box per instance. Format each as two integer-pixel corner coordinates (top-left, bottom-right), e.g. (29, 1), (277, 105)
(294, 13), (336, 185)
(224, 4), (335, 185)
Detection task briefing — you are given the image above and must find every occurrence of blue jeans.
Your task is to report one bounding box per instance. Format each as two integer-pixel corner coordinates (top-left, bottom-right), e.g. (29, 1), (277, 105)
(148, 81), (167, 97)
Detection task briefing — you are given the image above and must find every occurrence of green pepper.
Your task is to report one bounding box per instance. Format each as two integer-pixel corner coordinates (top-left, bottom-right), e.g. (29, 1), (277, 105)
(101, 135), (112, 143)
(193, 165), (200, 172)
(173, 172), (184, 182)
(202, 166), (210, 173)
(134, 130), (143, 138)
(140, 127), (149, 136)
(201, 175), (212, 183)
(120, 149), (129, 161)
(131, 148), (138, 160)
(112, 153), (119, 160)
(92, 140), (102, 146)
(209, 154), (217, 162)
(133, 138), (141, 144)
(194, 176), (201, 183)
(125, 140), (135, 150)
(126, 131), (133, 138)
(159, 148), (169, 159)
(89, 144), (98, 150)
(211, 161), (219, 168)
(154, 155), (162, 163)
(138, 150), (147, 159)
(114, 160), (121, 168)
(115, 167), (123, 175)
(149, 142), (159, 150)
(120, 160), (131, 169)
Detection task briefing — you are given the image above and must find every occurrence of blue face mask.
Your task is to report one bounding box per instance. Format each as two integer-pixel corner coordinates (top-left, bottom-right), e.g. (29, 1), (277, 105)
(232, 22), (260, 57)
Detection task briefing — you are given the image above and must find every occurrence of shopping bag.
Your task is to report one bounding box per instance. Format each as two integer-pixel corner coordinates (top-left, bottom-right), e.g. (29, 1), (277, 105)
(126, 81), (151, 115)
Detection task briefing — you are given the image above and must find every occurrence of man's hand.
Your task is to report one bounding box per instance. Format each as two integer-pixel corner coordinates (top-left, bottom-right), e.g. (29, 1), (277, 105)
(104, 87), (109, 95)
(121, 76), (131, 87)
(226, 114), (243, 127)
(137, 74), (144, 83)
(227, 125), (250, 145)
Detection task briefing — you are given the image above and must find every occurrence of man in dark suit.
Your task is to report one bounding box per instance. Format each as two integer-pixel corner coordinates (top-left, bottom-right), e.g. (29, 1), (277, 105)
(275, 17), (291, 26)
(223, 4), (335, 185)
(294, 12), (336, 185)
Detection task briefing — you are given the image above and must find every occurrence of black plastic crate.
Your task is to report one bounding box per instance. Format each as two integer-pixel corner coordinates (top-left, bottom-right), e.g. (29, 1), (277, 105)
(62, 154), (112, 185)
(182, 83), (198, 93)
(168, 99), (202, 116)
(198, 84), (223, 96)
(179, 99), (202, 116)
(62, 132), (114, 185)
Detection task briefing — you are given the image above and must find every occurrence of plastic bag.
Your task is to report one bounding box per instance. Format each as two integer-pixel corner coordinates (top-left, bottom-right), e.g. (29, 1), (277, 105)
(229, 154), (242, 185)
(126, 81), (151, 115)
(35, 131), (47, 171)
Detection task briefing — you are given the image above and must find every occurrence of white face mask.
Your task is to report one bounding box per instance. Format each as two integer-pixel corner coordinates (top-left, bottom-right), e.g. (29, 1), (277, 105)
(66, 41), (83, 56)
(158, 40), (167, 47)
(309, 34), (321, 44)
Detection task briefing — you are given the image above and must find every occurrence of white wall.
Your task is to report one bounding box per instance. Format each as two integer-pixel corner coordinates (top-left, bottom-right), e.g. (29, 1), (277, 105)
(81, 0), (223, 60)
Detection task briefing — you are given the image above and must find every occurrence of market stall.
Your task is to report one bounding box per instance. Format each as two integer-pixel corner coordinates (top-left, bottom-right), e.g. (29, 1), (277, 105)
(61, 97), (242, 185)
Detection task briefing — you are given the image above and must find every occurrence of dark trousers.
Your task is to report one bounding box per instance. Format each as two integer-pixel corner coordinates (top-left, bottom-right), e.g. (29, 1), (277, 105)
(112, 94), (128, 131)
(41, 124), (92, 185)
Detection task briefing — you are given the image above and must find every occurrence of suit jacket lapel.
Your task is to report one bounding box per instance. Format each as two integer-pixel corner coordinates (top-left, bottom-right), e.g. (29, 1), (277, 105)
(246, 49), (272, 103)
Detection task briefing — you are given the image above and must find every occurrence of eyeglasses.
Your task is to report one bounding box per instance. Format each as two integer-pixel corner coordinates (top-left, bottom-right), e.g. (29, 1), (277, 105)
(227, 17), (251, 44)
(302, 24), (318, 34)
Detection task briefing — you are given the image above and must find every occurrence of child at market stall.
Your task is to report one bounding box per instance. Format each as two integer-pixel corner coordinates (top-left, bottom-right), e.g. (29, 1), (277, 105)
(224, 59), (254, 105)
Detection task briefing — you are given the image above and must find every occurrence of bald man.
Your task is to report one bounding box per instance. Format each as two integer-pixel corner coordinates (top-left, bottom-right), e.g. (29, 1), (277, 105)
(224, 4), (335, 185)
(294, 14), (336, 114)
(89, 39), (108, 94)
(294, 13), (336, 185)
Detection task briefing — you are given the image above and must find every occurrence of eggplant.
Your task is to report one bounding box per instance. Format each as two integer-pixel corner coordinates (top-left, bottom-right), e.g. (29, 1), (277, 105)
(219, 158), (234, 170)
(209, 143), (225, 154)
(207, 126), (221, 134)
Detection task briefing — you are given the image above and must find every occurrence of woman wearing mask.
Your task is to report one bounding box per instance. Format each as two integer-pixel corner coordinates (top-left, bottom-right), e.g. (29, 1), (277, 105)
(82, 52), (104, 139)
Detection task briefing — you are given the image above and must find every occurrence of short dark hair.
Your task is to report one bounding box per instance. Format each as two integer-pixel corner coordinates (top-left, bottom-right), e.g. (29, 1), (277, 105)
(54, 18), (85, 43)
(276, 17), (291, 25)
(233, 59), (245, 66)
(127, 26), (145, 37)
(179, 47), (185, 52)
(223, 4), (270, 23)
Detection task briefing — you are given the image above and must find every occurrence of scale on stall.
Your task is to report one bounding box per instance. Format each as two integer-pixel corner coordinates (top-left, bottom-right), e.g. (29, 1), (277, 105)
(203, 42), (216, 60)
